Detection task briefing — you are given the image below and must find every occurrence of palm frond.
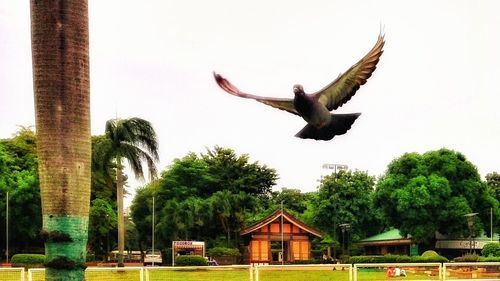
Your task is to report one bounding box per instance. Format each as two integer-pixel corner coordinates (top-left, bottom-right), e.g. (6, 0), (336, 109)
(104, 117), (159, 180)
(119, 142), (158, 181)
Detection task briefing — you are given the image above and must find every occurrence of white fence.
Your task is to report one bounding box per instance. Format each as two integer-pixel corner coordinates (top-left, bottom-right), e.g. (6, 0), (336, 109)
(0, 267), (24, 281)
(145, 265), (251, 281)
(0, 263), (499, 281)
(254, 263), (352, 281)
(354, 262), (442, 281)
(27, 267), (143, 281)
(443, 262), (500, 281)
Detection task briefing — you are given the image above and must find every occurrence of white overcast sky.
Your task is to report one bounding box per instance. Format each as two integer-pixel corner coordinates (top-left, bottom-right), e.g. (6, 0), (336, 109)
(1, 0), (500, 207)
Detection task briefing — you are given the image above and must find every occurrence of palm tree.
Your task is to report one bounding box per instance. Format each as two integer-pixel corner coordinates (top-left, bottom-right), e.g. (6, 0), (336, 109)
(30, 1), (91, 280)
(101, 118), (159, 266)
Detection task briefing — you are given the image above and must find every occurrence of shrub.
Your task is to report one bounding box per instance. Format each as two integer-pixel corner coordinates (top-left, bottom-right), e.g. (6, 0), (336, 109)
(481, 242), (500, 257)
(349, 254), (448, 264)
(207, 247), (241, 257)
(11, 254), (46, 268)
(291, 259), (321, 264)
(175, 255), (207, 266)
(411, 255), (448, 263)
(479, 256), (500, 262)
(453, 253), (479, 262)
(421, 250), (439, 258)
(349, 255), (387, 263)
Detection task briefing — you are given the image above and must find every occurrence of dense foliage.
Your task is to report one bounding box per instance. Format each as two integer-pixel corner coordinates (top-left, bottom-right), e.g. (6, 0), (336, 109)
(0, 128), (42, 253)
(131, 146), (278, 250)
(207, 247), (241, 257)
(374, 149), (500, 244)
(0, 129), (124, 260)
(175, 255), (208, 266)
(487, 172), (500, 202)
(11, 253), (46, 268)
(481, 242), (500, 257)
(2, 126), (500, 262)
(349, 254), (448, 263)
(308, 170), (383, 255)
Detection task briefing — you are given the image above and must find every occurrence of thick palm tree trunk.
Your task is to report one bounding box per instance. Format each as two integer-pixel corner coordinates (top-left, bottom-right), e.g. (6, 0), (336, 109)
(30, 1), (91, 280)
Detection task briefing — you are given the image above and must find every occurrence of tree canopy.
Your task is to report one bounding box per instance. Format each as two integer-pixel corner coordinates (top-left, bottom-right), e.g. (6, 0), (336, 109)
(0, 128), (42, 253)
(486, 172), (500, 202)
(374, 148), (500, 244)
(131, 146), (278, 249)
(309, 170), (382, 245)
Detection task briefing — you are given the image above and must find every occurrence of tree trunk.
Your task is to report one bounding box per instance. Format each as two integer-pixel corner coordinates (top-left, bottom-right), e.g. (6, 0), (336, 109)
(30, 1), (91, 280)
(116, 164), (125, 266)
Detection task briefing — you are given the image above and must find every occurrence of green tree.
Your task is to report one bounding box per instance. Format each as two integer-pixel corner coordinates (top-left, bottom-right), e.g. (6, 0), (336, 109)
(88, 199), (117, 260)
(270, 188), (312, 214)
(202, 146), (276, 196)
(486, 172), (500, 202)
(31, 0), (91, 279)
(133, 146), (277, 249)
(374, 149), (500, 244)
(98, 117), (159, 266)
(0, 129), (42, 255)
(91, 136), (117, 203)
(310, 170), (380, 257)
(130, 185), (156, 252)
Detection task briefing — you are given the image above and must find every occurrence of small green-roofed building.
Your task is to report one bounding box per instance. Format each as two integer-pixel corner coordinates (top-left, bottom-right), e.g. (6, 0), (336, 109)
(357, 229), (414, 255)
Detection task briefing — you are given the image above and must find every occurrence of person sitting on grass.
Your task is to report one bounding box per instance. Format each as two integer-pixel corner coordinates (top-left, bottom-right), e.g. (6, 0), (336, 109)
(386, 267), (394, 278)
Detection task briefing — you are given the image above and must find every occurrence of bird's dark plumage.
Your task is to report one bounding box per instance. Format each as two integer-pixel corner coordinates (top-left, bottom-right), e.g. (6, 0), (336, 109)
(213, 34), (385, 141)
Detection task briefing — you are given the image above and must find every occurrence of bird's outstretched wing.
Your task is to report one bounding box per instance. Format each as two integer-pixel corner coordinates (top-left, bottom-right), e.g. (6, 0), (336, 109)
(213, 72), (299, 115)
(315, 34), (385, 111)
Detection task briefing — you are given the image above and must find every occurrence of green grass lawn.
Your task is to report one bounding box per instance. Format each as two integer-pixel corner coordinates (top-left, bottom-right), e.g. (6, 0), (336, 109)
(357, 270), (440, 280)
(27, 269), (143, 281)
(0, 266), (445, 281)
(258, 269), (350, 281)
(146, 268), (251, 281)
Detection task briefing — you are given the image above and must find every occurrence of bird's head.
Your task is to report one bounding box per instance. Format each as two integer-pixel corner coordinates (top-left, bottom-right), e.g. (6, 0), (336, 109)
(293, 84), (305, 96)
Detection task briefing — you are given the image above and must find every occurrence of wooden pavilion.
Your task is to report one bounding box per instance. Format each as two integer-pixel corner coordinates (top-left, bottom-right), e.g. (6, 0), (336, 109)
(240, 209), (322, 264)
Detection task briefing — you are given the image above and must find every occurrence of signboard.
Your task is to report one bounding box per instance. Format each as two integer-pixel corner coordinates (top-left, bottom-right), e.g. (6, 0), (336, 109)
(410, 244), (418, 256)
(172, 241), (206, 266)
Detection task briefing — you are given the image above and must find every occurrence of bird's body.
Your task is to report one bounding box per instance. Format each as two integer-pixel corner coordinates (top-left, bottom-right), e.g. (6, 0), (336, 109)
(214, 34), (385, 141)
(292, 86), (330, 128)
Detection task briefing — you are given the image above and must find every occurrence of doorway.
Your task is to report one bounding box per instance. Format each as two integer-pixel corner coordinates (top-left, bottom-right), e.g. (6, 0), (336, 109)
(270, 241), (288, 263)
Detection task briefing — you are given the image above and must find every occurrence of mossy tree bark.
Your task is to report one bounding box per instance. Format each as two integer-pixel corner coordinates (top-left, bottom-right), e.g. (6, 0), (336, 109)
(30, 1), (91, 280)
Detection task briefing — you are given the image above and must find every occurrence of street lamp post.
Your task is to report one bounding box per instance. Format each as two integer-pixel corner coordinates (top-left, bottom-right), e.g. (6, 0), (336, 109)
(152, 196), (155, 266)
(463, 213), (478, 254)
(339, 223), (351, 256)
(5, 191), (8, 264)
(322, 164), (348, 176)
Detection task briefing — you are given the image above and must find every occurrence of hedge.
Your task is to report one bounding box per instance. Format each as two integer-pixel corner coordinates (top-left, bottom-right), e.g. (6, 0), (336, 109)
(11, 254), (46, 268)
(175, 255), (207, 266)
(206, 247), (241, 257)
(349, 254), (448, 264)
(479, 256), (500, 262)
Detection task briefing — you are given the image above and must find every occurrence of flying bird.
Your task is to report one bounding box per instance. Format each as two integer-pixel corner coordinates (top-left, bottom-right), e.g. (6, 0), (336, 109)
(213, 34), (385, 141)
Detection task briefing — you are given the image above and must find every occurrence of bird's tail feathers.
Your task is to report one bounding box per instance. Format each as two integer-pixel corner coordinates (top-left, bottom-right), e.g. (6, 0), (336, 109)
(295, 113), (361, 141)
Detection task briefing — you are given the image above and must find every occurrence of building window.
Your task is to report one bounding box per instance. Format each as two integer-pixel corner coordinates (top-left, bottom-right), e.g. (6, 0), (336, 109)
(251, 240), (269, 261)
